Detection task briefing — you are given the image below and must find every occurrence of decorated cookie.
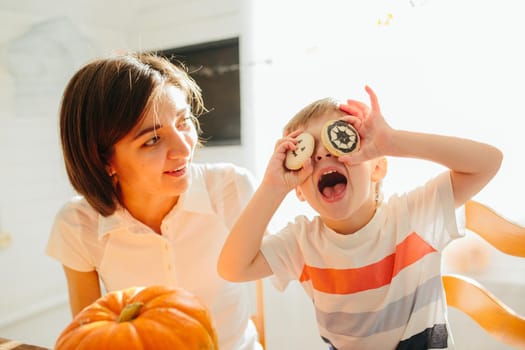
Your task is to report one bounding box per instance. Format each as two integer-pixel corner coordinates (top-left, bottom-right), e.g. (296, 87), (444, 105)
(285, 132), (315, 170)
(321, 119), (360, 156)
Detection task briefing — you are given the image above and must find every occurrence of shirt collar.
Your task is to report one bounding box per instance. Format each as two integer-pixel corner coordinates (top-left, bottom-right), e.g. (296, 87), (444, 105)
(98, 163), (215, 238)
(179, 163), (215, 215)
(98, 207), (142, 238)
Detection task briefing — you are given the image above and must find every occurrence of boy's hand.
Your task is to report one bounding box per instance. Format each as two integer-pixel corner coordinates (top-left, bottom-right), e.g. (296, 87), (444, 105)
(338, 97), (370, 120)
(262, 129), (313, 194)
(338, 85), (393, 165)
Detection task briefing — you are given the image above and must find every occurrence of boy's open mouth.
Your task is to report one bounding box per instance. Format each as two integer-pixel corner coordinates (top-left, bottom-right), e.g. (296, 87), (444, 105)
(318, 170), (348, 199)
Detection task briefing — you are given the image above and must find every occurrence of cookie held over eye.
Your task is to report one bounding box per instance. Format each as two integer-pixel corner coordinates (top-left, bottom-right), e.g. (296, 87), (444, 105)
(321, 120), (360, 157)
(285, 132), (315, 170)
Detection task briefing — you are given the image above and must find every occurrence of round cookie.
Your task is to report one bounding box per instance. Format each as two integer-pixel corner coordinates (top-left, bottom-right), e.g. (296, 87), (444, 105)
(321, 119), (360, 156)
(285, 132), (315, 170)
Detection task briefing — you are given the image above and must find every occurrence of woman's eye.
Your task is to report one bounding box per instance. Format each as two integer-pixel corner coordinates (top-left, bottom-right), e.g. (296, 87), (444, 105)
(144, 135), (160, 147)
(177, 117), (192, 130)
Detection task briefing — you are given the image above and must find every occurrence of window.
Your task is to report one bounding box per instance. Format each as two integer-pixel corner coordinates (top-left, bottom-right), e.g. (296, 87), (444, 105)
(157, 38), (241, 146)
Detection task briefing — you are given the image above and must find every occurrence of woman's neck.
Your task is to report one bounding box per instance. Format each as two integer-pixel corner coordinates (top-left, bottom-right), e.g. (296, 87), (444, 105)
(124, 195), (179, 234)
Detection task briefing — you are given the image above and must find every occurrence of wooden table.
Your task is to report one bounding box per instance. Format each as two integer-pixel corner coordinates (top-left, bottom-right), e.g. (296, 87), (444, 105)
(0, 338), (49, 350)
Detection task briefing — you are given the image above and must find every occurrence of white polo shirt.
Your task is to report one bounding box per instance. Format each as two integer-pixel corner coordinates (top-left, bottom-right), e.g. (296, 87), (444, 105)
(47, 162), (261, 350)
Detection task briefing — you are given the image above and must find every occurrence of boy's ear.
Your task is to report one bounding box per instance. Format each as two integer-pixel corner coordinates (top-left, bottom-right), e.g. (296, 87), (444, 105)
(295, 187), (306, 202)
(371, 156), (387, 182)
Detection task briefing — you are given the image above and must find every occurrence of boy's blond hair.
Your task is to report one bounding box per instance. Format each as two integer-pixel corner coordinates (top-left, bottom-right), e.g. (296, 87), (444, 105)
(283, 97), (345, 135)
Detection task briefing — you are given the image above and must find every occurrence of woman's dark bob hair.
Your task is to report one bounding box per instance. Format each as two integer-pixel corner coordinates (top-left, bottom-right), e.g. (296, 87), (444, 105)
(60, 52), (204, 216)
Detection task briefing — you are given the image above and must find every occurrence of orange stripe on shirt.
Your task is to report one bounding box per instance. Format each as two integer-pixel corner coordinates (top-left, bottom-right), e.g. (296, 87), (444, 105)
(299, 232), (436, 294)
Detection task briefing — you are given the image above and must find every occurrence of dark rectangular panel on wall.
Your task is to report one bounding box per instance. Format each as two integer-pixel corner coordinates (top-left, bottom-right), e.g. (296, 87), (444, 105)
(156, 37), (241, 146)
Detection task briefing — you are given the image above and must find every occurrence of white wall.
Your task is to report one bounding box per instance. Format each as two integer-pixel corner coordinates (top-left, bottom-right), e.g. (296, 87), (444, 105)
(1, 0), (524, 349)
(0, 1), (136, 347)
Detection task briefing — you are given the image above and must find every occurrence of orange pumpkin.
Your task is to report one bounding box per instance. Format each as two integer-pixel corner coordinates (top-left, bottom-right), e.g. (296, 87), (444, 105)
(55, 285), (219, 350)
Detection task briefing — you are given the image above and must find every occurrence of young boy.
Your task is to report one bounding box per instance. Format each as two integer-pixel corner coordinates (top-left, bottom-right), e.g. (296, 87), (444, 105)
(218, 86), (502, 349)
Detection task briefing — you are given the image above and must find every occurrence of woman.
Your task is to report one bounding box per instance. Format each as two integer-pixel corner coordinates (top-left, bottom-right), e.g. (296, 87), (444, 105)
(47, 53), (262, 350)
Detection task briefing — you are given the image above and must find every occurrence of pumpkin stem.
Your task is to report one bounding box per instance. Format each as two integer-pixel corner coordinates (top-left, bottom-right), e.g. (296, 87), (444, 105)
(117, 302), (144, 323)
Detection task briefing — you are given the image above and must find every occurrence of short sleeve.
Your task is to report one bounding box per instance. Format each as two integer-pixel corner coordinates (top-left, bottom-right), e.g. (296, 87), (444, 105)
(233, 165), (258, 212)
(260, 218), (307, 291)
(205, 163), (258, 230)
(405, 171), (462, 251)
(46, 200), (97, 272)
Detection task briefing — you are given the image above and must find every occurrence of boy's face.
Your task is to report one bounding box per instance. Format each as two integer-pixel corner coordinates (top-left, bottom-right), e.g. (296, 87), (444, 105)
(295, 110), (379, 229)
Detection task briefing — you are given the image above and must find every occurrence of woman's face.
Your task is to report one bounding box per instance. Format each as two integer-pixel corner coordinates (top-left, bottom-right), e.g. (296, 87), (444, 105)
(108, 85), (198, 206)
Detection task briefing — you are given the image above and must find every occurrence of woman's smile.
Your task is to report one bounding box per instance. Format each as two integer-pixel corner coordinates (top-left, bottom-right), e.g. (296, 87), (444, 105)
(164, 164), (188, 177)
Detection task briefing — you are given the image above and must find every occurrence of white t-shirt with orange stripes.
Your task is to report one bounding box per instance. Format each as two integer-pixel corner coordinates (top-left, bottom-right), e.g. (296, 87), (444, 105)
(261, 172), (461, 349)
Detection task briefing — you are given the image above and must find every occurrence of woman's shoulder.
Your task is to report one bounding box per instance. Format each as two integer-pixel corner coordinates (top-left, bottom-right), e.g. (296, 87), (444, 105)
(55, 195), (99, 224)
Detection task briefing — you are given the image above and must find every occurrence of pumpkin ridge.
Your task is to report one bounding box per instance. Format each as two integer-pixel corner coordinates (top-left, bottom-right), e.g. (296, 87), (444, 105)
(142, 294), (215, 335)
(132, 317), (187, 349)
(72, 323), (119, 350)
(140, 308), (218, 348)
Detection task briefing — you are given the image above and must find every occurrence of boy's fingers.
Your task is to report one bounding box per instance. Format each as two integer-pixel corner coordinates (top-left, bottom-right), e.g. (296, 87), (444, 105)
(278, 130), (304, 148)
(346, 99), (370, 114)
(299, 159), (313, 177)
(284, 129), (304, 137)
(339, 104), (363, 119)
(275, 138), (295, 153)
(339, 100), (369, 119)
(338, 154), (353, 165)
(339, 103), (354, 115)
(341, 115), (362, 129)
(365, 85), (381, 113)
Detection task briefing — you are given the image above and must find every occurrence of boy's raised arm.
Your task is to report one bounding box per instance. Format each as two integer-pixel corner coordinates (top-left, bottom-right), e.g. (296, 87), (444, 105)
(218, 131), (313, 282)
(387, 130), (502, 207)
(217, 185), (282, 282)
(339, 86), (503, 208)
